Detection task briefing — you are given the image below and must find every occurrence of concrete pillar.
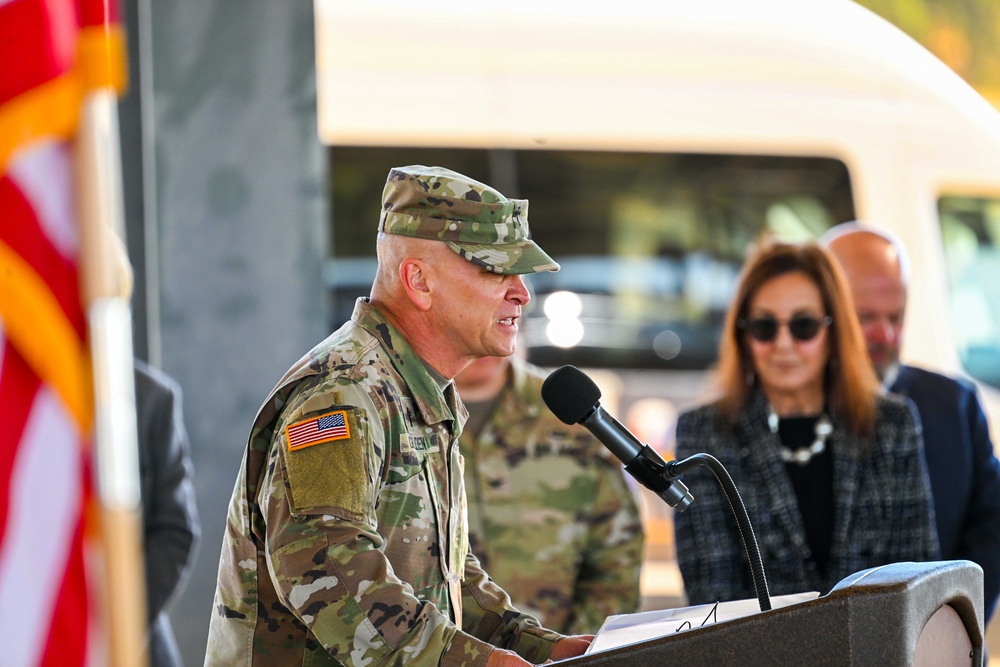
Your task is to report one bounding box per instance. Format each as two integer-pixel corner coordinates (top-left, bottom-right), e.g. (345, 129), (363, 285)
(138, 2), (327, 663)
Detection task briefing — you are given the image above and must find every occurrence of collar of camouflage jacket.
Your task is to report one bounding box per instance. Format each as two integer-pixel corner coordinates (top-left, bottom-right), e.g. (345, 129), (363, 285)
(353, 298), (468, 431)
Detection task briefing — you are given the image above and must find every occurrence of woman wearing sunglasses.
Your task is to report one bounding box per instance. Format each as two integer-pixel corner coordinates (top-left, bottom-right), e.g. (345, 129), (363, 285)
(673, 238), (939, 605)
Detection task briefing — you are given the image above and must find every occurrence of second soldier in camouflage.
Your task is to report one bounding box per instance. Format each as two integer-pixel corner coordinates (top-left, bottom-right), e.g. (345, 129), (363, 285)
(457, 356), (645, 635)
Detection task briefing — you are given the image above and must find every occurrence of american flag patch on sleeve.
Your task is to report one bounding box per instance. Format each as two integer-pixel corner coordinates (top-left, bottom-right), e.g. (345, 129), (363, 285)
(285, 410), (351, 451)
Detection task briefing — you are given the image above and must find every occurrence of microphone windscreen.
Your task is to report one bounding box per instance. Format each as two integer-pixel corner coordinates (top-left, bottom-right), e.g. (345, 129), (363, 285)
(541, 365), (602, 425)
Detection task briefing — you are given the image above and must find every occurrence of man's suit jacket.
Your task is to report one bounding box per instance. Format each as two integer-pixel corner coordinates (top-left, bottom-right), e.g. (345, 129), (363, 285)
(134, 361), (200, 667)
(890, 365), (1000, 622)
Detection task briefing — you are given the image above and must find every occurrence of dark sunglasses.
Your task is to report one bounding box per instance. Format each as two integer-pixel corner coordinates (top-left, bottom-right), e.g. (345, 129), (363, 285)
(738, 314), (833, 343)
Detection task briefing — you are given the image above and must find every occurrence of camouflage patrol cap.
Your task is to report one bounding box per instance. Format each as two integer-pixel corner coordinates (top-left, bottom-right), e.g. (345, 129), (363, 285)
(379, 165), (560, 275)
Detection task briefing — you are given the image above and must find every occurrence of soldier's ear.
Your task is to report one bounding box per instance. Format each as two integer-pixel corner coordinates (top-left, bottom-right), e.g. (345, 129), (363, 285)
(399, 258), (432, 311)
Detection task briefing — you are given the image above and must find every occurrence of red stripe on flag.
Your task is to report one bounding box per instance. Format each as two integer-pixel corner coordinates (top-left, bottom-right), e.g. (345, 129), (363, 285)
(79, 0), (119, 28)
(40, 513), (89, 667)
(0, 373), (89, 664)
(0, 175), (86, 337)
(0, 0), (79, 105)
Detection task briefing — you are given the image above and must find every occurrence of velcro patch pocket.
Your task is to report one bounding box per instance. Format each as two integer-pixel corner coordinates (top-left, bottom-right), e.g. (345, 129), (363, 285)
(283, 407), (369, 518)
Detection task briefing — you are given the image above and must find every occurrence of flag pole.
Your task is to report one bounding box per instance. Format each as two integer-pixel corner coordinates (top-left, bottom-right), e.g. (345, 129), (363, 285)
(75, 57), (149, 667)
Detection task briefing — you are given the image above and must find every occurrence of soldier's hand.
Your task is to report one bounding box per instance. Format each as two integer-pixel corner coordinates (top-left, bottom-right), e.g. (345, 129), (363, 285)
(486, 648), (532, 667)
(549, 635), (594, 661)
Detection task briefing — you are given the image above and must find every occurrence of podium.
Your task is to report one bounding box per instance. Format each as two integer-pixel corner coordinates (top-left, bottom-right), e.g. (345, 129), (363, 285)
(562, 560), (984, 666)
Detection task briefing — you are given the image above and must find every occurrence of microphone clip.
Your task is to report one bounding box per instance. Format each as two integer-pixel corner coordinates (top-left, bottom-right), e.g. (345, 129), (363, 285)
(625, 445), (694, 511)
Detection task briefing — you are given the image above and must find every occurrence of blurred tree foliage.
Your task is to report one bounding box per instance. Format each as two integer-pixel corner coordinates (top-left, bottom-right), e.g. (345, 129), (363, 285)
(853, 0), (1000, 105)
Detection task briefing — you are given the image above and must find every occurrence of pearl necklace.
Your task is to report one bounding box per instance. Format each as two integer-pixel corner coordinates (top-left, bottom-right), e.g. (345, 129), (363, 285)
(767, 408), (833, 466)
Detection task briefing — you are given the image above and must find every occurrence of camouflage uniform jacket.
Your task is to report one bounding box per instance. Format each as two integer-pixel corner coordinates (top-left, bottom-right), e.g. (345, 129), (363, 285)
(205, 299), (562, 666)
(462, 360), (645, 634)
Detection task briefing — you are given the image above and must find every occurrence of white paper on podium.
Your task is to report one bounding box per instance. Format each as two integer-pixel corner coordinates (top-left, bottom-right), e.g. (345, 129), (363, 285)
(586, 591), (820, 655)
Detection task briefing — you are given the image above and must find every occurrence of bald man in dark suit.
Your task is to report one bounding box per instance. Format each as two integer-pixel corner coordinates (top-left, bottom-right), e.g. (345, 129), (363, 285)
(825, 222), (1000, 623)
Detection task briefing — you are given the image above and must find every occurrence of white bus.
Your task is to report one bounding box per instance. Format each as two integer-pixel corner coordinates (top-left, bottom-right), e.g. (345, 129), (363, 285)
(314, 0), (1000, 610)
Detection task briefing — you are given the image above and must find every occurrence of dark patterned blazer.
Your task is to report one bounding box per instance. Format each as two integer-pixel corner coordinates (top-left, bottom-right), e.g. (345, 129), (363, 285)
(673, 389), (940, 605)
(890, 365), (1000, 623)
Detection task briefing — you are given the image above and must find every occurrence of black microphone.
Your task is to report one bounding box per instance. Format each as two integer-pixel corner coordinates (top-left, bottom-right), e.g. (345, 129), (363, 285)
(541, 365), (693, 511)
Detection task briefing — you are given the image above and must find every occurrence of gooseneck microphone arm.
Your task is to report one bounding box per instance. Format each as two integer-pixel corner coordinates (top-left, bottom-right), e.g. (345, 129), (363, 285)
(668, 453), (771, 612)
(542, 365), (772, 612)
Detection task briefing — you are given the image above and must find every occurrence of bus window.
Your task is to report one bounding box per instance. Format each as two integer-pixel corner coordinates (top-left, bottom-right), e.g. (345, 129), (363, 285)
(328, 146), (855, 374)
(939, 196), (1000, 388)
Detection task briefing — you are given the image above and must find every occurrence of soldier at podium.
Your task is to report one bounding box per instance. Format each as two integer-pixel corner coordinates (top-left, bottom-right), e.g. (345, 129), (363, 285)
(205, 166), (593, 666)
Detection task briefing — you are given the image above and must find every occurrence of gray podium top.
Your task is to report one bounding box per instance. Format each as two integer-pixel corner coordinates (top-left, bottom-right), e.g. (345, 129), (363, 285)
(561, 560), (983, 667)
